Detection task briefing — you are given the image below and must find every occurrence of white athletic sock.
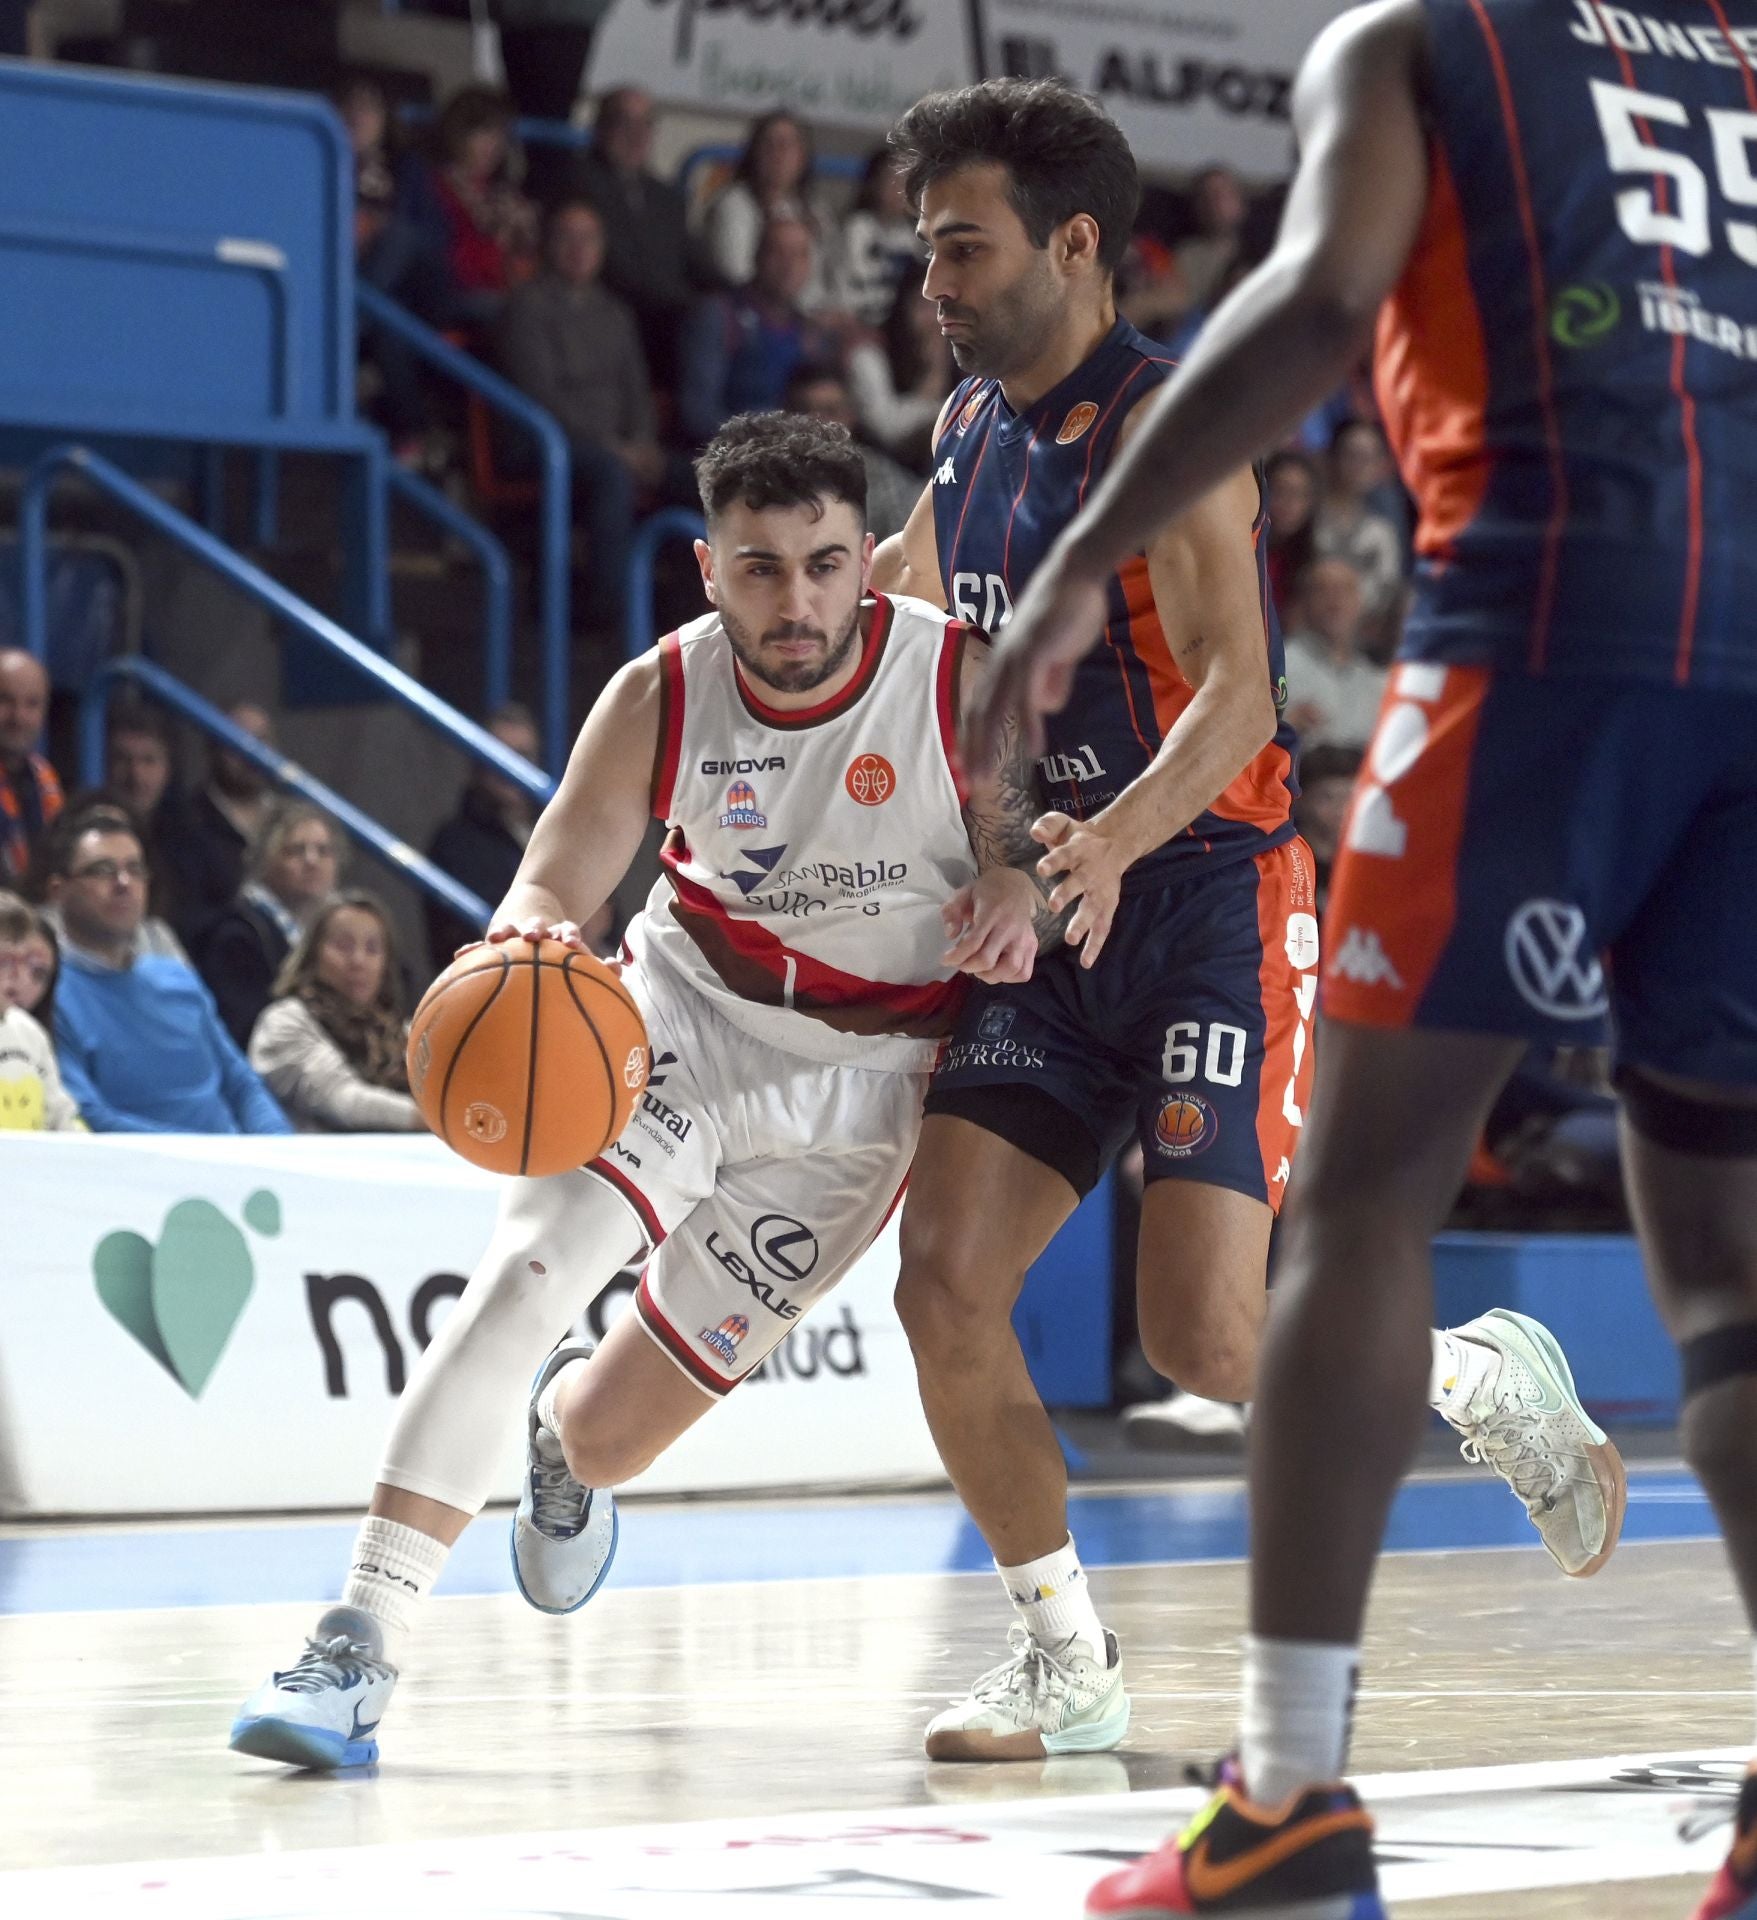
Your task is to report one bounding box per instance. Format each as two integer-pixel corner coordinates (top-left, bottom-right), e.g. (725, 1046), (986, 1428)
(1240, 1633), (1360, 1808)
(534, 1357), (591, 1455)
(996, 1534), (1107, 1663)
(338, 1516), (449, 1664)
(1427, 1327), (1500, 1419)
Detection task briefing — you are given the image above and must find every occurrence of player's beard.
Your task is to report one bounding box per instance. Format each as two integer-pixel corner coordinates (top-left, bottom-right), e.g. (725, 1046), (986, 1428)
(722, 599), (863, 695)
(942, 256), (1065, 379)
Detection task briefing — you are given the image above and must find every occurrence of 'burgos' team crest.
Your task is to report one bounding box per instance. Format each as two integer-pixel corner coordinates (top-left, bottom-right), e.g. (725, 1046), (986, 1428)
(845, 753), (896, 807)
(1155, 1092), (1218, 1158)
(699, 1313), (750, 1367)
(719, 780), (767, 830)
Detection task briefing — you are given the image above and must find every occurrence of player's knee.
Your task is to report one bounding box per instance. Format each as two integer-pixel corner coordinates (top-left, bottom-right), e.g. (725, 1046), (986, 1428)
(1137, 1303), (1259, 1403)
(554, 1404), (658, 1490)
(1679, 1320), (1757, 1490)
(894, 1217), (1008, 1363)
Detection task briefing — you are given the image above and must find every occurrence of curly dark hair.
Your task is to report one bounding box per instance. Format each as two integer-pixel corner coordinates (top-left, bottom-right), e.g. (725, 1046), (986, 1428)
(694, 413), (867, 526)
(888, 78), (1140, 275)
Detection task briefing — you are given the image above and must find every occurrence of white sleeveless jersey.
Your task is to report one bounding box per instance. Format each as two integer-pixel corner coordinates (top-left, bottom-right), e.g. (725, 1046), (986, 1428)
(629, 592), (977, 1072)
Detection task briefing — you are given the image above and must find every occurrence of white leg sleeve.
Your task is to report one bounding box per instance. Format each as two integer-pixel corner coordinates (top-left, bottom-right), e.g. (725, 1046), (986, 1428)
(375, 1171), (646, 1514)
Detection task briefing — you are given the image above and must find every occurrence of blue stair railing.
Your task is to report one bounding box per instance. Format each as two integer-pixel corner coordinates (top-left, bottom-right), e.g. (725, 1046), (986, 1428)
(625, 508), (707, 662)
(356, 282), (572, 772)
(19, 443), (552, 906)
(383, 463), (515, 716)
(79, 658), (491, 928)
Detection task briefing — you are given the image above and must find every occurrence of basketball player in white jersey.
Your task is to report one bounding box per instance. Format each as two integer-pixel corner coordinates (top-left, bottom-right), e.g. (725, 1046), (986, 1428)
(228, 413), (1056, 1771)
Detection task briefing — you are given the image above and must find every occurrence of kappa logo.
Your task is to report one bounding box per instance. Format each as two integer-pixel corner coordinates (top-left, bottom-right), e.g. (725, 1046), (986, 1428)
(1505, 900), (1608, 1021)
(718, 779), (768, 830)
(845, 753), (896, 806)
(934, 456), (957, 485)
(1328, 926), (1404, 990)
(1056, 401), (1099, 444)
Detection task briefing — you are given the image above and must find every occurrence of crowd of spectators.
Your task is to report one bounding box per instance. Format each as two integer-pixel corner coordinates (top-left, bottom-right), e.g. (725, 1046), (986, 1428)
(0, 82), (1440, 1155)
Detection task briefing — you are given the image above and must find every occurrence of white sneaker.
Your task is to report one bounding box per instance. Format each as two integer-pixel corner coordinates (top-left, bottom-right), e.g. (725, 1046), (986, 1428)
(1440, 1308), (1628, 1577)
(1122, 1391), (1248, 1444)
(511, 1340), (619, 1614)
(229, 1605), (397, 1770)
(925, 1626), (1129, 1760)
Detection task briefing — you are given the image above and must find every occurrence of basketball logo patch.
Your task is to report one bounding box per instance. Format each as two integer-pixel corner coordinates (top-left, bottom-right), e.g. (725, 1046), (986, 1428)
(411, 1030), (431, 1092)
(464, 1101), (508, 1144)
(1154, 1092), (1218, 1158)
(718, 779), (768, 830)
(1056, 401), (1099, 444)
(845, 753), (896, 806)
(956, 386), (986, 434)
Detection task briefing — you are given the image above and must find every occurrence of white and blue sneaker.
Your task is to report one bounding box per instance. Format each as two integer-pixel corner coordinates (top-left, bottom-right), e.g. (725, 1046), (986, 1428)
(511, 1339), (619, 1614)
(229, 1605), (396, 1769)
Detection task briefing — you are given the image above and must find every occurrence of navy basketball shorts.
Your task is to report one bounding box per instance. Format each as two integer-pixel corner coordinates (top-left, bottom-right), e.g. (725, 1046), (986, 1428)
(924, 837), (1320, 1209)
(1323, 662), (1757, 1085)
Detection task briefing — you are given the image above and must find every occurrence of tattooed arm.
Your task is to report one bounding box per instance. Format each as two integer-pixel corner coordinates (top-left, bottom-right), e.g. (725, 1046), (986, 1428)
(939, 634), (1072, 984)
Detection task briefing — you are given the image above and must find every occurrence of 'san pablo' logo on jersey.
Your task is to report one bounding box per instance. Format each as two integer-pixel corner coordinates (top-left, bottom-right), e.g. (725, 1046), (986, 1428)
(845, 753), (896, 806)
(718, 780), (768, 830)
(729, 844), (787, 896)
(1551, 282), (1620, 349)
(1505, 900), (1607, 1020)
(1056, 401), (1099, 444)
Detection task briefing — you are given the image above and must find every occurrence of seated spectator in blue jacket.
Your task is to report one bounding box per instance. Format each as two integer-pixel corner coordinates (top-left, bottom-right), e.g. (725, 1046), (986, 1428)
(677, 216), (842, 447)
(43, 805), (290, 1135)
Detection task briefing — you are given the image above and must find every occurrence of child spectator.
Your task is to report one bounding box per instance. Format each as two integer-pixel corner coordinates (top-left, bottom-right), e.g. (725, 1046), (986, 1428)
(249, 892), (422, 1133)
(201, 800), (341, 1048)
(0, 648), (61, 888)
(44, 805), (290, 1134)
(0, 891), (81, 1131)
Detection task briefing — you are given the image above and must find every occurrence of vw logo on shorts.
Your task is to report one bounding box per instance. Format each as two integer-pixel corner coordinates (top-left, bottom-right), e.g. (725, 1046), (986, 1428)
(1504, 899), (1608, 1021)
(750, 1213), (820, 1283)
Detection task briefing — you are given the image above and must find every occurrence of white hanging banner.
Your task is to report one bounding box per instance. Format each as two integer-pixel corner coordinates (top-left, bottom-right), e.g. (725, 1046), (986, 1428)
(585, 0), (974, 131)
(971, 0), (1350, 179)
(0, 1134), (941, 1517)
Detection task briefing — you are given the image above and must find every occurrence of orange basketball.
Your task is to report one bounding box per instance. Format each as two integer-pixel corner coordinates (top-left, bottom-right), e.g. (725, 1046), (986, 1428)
(406, 940), (649, 1176)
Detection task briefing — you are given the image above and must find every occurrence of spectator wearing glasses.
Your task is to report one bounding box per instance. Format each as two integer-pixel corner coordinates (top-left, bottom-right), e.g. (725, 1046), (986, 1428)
(0, 649), (61, 889)
(0, 890), (81, 1132)
(249, 892), (423, 1134)
(200, 801), (342, 1048)
(43, 805), (289, 1135)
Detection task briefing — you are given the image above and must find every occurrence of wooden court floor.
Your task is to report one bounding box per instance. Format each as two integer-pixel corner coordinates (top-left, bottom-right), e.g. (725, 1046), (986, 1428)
(0, 1501), (1748, 1918)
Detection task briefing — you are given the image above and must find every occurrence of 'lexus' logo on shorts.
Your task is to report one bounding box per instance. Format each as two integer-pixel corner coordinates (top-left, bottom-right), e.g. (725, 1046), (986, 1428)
(1504, 900), (1607, 1020)
(751, 1213), (819, 1283)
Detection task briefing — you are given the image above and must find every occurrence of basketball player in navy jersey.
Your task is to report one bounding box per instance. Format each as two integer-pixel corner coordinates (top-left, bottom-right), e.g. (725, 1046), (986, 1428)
(871, 77), (1622, 1765)
(971, 6), (1757, 1914)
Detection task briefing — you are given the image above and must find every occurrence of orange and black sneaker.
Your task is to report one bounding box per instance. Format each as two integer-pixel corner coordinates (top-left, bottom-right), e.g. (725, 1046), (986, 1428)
(1085, 1772), (1384, 1918)
(1692, 1763), (1757, 1920)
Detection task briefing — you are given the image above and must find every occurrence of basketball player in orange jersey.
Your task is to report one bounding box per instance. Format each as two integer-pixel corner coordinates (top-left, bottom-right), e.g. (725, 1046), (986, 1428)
(969, 6), (1757, 1914)
(867, 76), (1624, 1765)
(228, 411), (1064, 1772)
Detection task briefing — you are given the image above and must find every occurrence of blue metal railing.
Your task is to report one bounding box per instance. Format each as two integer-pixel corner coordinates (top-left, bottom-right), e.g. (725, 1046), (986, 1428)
(18, 444), (553, 811)
(625, 507), (706, 662)
(356, 282), (572, 771)
(383, 463), (515, 715)
(78, 658), (491, 928)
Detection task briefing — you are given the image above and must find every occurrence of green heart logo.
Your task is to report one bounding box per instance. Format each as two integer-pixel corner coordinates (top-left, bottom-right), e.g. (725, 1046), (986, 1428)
(92, 1192), (279, 1397)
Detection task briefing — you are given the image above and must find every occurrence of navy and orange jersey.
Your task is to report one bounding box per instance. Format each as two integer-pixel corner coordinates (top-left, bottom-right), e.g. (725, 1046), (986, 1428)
(1383, 0), (1757, 690)
(930, 317), (1297, 891)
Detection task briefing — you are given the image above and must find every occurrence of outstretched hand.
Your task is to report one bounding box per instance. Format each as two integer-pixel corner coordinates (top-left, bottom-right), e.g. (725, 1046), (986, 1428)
(1034, 811), (1127, 969)
(940, 869), (1041, 985)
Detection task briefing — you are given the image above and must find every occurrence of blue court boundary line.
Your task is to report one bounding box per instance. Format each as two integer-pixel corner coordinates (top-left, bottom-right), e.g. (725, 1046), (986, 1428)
(0, 1468), (1715, 1618)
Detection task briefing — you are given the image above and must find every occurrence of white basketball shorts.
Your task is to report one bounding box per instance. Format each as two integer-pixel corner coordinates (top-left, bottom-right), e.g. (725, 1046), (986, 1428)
(577, 953), (925, 1395)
